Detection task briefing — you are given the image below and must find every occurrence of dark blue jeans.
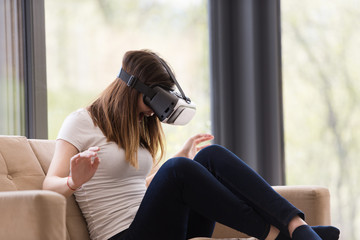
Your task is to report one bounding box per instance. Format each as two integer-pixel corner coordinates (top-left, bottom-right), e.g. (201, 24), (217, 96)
(110, 145), (303, 240)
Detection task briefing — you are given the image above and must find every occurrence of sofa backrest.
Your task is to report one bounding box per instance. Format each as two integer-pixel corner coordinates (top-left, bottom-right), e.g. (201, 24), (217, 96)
(0, 135), (90, 240)
(0, 136), (44, 191)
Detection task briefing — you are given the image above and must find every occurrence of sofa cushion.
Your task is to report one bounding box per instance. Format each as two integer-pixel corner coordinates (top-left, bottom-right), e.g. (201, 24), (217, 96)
(28, 139), (56, 174)
(0, 135), (44, 191)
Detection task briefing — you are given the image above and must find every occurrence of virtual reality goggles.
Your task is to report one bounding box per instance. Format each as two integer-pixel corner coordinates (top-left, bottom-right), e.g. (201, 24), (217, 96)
(118, 63), (196, 125)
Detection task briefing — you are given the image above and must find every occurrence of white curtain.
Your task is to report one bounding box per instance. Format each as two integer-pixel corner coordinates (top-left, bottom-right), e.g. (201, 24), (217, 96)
(0, 0), (25, 135)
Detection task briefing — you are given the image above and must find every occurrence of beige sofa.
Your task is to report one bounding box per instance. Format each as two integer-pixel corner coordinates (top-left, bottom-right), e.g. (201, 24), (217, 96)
(0, 135), (331, 240)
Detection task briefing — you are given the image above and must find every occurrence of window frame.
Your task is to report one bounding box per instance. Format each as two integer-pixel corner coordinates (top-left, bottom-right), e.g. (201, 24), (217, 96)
(22, 0), (48, 139)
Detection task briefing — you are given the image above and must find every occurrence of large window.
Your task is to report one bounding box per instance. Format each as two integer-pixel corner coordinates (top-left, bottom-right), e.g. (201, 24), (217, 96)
(282, 1), (360, 239)
(45, 0), (210, 158)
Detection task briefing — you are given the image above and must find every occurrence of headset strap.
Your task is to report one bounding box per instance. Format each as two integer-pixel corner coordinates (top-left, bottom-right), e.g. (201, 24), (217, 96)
(119, 59), (191, 104)
(157, 58), (191, 103)
(118, 69), (156, 99)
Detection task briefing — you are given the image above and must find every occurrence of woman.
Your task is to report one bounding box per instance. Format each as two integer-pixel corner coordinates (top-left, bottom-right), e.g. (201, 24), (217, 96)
(43, 50), (339, 240)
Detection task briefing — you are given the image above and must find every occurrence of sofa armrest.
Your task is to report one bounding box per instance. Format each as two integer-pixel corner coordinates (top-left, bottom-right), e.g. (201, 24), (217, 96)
(0, 190), (67, 240)
(211, 185), (331, 239)
(273, 185), (331, 226)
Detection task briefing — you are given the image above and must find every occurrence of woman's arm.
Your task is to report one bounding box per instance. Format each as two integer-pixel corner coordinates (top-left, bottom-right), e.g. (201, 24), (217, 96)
(43, 139), (100, 198)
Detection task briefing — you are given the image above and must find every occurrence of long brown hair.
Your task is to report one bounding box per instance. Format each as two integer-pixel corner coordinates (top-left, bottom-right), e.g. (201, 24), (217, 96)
(88, 50), (174, 167)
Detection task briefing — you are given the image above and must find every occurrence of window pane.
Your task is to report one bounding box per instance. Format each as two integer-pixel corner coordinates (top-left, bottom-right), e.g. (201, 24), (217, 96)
(0, 0), (25, 136)
(45, 0), (210, 158)
(282, 1), (360, 239)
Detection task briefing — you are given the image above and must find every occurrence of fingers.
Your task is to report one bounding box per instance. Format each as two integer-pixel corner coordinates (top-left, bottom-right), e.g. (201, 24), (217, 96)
(88, 146), (100, 152)
(71, 146), (101, 164)
(193, 133), (214, 145)
(192, 133), (214, 139)
(92, 156), (101, 168)
(79, 151), (97, 158)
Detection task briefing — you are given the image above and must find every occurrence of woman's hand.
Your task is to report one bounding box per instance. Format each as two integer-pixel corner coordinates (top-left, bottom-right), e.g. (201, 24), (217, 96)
(44, 140), (101, 197)
(173, 133), (214, 159)
(68, 147), (101, 189)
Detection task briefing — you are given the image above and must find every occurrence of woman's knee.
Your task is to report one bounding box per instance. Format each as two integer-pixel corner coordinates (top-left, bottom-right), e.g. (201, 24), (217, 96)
(161, 157), (195, 174)
(194, 144), (227, 164)
(156, 157), (205, 186)
(199, 144), (226, 155)
(195, 144), (246, 168)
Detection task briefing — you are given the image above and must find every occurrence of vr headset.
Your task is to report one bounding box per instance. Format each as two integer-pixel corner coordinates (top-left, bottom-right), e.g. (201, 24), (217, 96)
(117, 61), (196, 125)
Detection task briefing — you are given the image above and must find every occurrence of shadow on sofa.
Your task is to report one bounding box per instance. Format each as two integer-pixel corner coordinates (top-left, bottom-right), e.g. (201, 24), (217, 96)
(0, 135), (331, 240)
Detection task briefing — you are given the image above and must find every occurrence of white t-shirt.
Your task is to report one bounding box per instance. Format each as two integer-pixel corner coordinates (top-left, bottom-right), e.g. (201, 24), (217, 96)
(57, 108), (153, 240)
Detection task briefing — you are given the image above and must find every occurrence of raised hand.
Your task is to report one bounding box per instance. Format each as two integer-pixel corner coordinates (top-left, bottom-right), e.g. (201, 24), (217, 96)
(174, 133), (214, 159)
(69, 146), (101, 189)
